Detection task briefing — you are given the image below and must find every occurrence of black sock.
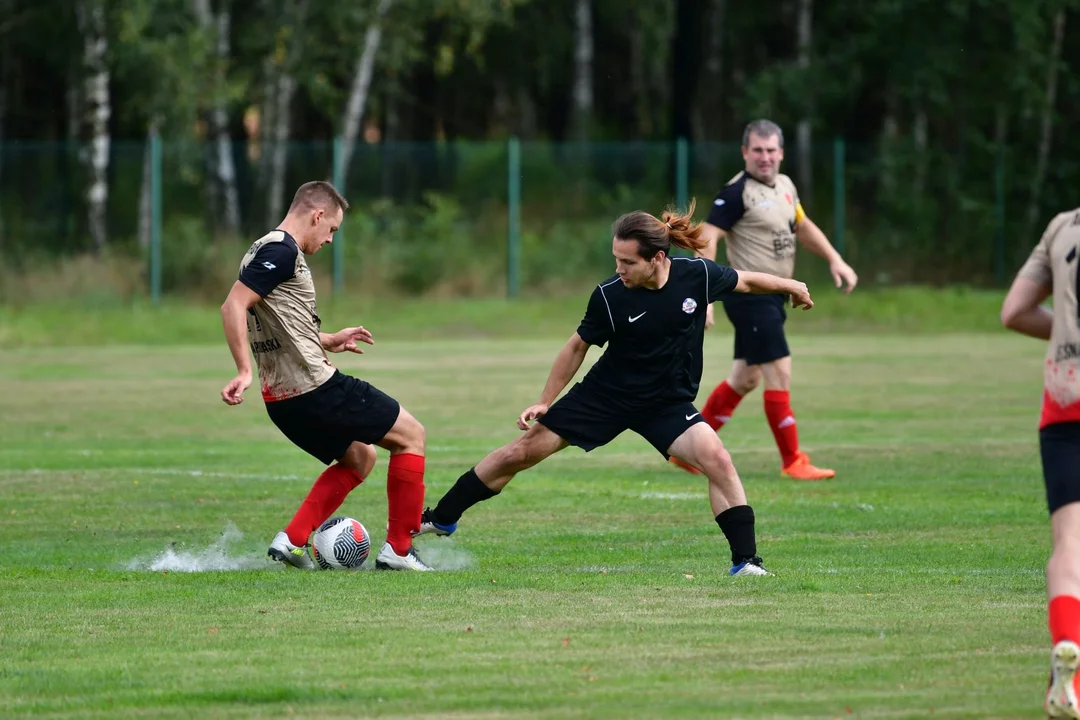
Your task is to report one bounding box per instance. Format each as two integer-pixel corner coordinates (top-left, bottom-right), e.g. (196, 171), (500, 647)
(431, 468), (498, 524)
(715, 505), (757, 564)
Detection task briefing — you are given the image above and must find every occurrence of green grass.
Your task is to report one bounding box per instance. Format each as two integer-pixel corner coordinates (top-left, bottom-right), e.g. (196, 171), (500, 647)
(0, 326), (1053, 718)
(0, 285), (1010, 347)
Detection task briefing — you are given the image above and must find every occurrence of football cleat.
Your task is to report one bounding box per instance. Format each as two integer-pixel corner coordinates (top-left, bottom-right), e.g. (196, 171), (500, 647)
(415, 508), (457, 537)
(267, 531), (314, 570)
(730, 556), (771, 576)
(781, 452), (835, 481)
(1047, 640), (1080, 718)
(374, 542), (434, 571)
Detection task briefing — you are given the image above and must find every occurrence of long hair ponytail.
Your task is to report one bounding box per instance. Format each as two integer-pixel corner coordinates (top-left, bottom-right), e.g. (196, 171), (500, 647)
(612, 198), (707, 259)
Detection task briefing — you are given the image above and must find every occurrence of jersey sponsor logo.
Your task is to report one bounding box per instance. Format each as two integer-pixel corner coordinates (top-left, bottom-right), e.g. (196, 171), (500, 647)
(681, 298), (698, 314)
(772, 231), (796, 258)
(629, 312), (647, 323)
(250, 337), (283, 355)
(756, 200), (774, 208)
(1056, 343), (1080, 362)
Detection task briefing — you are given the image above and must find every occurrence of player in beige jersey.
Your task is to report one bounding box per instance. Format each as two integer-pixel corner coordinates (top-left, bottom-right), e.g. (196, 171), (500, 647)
(672, 119), (858, 481)
(219, 181), (433, 571)
(1001, 207), (1080, 717)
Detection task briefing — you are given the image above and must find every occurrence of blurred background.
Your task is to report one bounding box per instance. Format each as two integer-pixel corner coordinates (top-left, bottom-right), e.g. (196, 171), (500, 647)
(1, 0), (1078, 305)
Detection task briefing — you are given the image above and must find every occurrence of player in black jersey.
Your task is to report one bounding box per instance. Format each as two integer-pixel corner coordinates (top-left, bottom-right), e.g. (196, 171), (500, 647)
(416, 201), (814, 575)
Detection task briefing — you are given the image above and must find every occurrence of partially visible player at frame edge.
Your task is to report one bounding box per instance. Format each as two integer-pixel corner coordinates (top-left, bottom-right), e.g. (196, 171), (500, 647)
(1001, 206), (1080, 718)
(672, 119), (858, 481)
(219, 181), (433, 572)
(416, 201), (815, 576)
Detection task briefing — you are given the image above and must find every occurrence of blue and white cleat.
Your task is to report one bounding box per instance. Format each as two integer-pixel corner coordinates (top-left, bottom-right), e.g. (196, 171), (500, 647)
(415, 508), (457, 537)
(730, 556), (771, 576)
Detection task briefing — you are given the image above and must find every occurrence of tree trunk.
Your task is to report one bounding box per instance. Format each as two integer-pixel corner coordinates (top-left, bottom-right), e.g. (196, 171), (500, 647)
(692, 0), (726, 141)
(192, 0), (240, 235)
(0, 7), (8, 249)
(571, 0), (593, 141)
(629, 22), (650, 137)
(913, 106), (928, 196)
(76, 0), (110, 252)
(879, 93), (899, 197)
(339, 0), (393, 190)
(266, 0), (309, 228)
(1025, 8), (1066, 237)
(794, 0), (813, 205)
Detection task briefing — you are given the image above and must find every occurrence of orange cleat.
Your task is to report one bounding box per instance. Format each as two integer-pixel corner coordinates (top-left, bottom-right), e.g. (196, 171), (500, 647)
(668, 456), (702, 475)
(781, 452), (835, 481)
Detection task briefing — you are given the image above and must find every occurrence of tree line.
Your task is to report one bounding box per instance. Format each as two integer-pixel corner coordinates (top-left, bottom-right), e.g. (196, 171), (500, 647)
(1, 0), (1078, 286)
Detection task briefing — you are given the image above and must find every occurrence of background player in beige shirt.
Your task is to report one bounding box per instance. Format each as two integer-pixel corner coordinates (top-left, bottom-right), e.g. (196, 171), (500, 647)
(675, 119), (857, 481)
(1001, 207), (1080, 717)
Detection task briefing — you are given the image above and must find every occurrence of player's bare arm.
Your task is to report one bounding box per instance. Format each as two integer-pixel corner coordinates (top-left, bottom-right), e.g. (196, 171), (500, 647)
(220, 280), (263, 406)
(517, 333), (592, 430)
(734, 270), (814, 310)
(320, 327), (375, 354)
(1001, 275), (1053, 340)
(794, 215), (858, 293)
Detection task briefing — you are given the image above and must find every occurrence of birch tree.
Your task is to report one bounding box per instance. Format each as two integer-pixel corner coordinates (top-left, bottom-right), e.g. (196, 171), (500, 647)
(1026, 7), (1067, 237)
(338, 0), (393, 191)
(571, 0), (593, 141)
(76, 0), (111, 252)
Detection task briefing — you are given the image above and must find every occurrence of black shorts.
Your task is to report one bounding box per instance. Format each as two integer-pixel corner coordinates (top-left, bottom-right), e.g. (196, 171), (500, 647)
(721, 292), (790, 365)
(537, 382), (705, 459)
(264, 371), (400, 465)
(1041, 421), (1080, 514)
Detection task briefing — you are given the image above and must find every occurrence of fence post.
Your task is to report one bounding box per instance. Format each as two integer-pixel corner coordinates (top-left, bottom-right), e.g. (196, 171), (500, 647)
(676, 136), (689, 209)
(832, 137), (845, 256)
(150, 130), (162, 306)
(995, 147), (1006, 284)
(332, 136), (345, 297)
(507, 136), (521, 299)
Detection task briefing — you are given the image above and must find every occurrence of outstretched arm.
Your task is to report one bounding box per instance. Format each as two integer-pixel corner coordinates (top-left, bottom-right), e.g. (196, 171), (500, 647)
(1001, 275), (1052, 340)
(734, 270), (814, 310)
(795, 215), (858, 293)
(517, 333), (592, 430)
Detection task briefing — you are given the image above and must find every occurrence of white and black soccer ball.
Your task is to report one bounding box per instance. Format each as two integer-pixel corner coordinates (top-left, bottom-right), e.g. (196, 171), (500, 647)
(311, 516), (371, 570)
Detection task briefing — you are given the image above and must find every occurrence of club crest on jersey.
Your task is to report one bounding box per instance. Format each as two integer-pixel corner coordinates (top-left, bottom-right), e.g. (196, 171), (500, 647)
(682, 297), (698, 314)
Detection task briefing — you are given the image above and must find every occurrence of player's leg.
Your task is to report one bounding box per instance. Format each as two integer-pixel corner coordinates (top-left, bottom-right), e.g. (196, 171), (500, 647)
(636, 405), (767, 576)
(421, 422), (570, 535)
(420, 384), (623, 536)
(758, 356), (832, 480)
(372, 404), (431, 571)
(269, 441), (377, 567)
(1042, 423), (1080, 718)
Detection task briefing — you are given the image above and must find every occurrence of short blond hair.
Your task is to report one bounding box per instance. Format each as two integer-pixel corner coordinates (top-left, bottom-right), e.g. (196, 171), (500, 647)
(289, 181), (349, 213)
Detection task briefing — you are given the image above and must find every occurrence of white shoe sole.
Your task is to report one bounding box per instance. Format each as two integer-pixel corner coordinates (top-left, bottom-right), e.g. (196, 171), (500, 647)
(1048, 640), (1080, 718)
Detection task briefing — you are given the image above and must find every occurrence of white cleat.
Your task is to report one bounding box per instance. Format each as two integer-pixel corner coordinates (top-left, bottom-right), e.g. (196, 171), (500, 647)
(730, 557), (772, 576)
(267, 531), (314, 570)
(374, 542), (434, 572)
(1048, 640), (1080, 718)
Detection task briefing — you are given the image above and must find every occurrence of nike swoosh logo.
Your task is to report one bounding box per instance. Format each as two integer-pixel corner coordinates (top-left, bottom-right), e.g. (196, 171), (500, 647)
(685, 413), (700, 421)
(628, 312), (647, 322)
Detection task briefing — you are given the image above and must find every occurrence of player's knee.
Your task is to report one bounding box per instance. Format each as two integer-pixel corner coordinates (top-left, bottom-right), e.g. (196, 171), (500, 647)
(501, 438), (543, 472)
(704, 446), (737, 480)
(730, 370), (760, 395)
(341, 443), (377, 478)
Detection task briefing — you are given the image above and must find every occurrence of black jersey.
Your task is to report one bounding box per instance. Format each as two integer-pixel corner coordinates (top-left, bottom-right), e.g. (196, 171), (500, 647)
(575, 257), (739, 405)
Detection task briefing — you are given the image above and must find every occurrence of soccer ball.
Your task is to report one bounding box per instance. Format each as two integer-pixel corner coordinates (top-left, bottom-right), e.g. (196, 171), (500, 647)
(311, 516), (371, 570)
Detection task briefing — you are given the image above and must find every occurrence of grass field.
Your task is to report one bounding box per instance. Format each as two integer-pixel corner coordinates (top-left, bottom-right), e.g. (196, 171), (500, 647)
(0, 296), (1057, 719)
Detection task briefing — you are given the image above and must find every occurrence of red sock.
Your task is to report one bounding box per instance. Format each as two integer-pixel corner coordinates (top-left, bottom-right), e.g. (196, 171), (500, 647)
(386, 453), (425, 556)
(285, 464), (364, 547)
(702, 381), (744, 431)
(763, 389), (800, 467)
(1050, 595), (1080, 644)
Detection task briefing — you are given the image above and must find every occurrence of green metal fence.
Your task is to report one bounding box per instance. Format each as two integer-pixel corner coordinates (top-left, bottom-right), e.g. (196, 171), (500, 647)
(0, 137), (1032, 304)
